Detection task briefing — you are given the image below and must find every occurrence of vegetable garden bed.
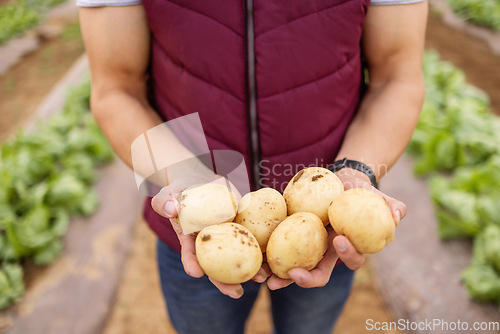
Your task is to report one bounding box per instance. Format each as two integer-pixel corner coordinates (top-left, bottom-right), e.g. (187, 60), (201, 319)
(0, 0), (78, 74)
(0, 0), (69, 45)
(448, 0), (500, 31)
(430, 0), (500, 55)
(373, 156), (500, 334)
(0, 55), (142, 333)
(371, 51), (500, 333)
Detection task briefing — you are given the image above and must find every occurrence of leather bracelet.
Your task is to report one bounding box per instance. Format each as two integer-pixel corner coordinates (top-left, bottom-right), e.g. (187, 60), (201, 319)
(329, 158), (378, 188)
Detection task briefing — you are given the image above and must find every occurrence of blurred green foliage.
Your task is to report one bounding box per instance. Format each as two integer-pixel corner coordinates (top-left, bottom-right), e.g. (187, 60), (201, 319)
(0, 0), (69, 45)
(61, 22), (82, 41)
(449, 0), (500, 30)
(0, 0), (39, 44)
(408, 51), (500, 304)
(0, 78), (114, 309)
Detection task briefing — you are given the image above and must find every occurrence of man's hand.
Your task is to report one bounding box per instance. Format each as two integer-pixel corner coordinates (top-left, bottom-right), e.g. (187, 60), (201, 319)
(267, 170), (406, 290)
(151, 184), (268, 299)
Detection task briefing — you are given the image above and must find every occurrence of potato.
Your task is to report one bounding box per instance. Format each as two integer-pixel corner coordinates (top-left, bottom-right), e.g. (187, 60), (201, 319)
(283, 167), (344, 225)
(177, 183), (238, 234)
(234, 188), (287, 252)
(328, 188), (395, 254)
(195, 223), (263, 284)
(266, 212), (328, 279)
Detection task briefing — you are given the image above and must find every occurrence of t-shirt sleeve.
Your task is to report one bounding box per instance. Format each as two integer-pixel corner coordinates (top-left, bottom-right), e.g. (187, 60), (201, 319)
(370, 0), (425, 5)
(77, 0), (423, 8)
(76, 0), (141, 7)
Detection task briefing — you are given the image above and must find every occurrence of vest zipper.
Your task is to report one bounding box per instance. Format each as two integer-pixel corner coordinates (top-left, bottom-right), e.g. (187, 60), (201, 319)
(245, 0), (261, 190)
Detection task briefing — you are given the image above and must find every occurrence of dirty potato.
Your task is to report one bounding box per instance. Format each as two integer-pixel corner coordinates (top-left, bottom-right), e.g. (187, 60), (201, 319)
(283, 167), (343, 225)
(177, 183), (238, 234)
(234, 188), (287, 252)
(195, 223), (263, 284)
(328, 188), (395, 254)
(266, 212), (328, 279)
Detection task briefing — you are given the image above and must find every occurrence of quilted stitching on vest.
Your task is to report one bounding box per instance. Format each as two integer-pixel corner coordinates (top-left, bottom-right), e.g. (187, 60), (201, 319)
(141, 0), (369, 248)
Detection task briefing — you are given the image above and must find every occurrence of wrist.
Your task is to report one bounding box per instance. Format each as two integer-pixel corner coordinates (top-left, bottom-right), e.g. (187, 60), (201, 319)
(329, 158), (378, 188)
(334, 168), (372, 190)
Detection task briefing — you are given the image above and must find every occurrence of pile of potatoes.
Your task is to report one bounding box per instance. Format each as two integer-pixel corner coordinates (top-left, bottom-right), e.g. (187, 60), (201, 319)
(176, 167), (396, 284)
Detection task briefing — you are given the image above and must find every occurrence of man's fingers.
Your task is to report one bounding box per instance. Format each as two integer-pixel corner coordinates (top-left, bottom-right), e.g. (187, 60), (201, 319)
(252, 265), (270, 283)
(167, 217), (203, 278)
(287, 267), (329, 289)
(266, 275), (294, 290)
(371, 188), (407, 226)
(287, 237), (338, 288)
(384, 196), (407, 226)
(268, 261), (337, 289)
(167, 217), (184, 237)
(209, 278), (245, 299)
(152, 189), (205, 279)
(261, 261), (272, 277)
(178, 232), (204, 278)
(333, 235), (365, 270)
(151, 189), (180, 219)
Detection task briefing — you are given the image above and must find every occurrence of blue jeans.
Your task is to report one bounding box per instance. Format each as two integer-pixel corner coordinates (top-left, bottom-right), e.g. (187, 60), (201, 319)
(157, 239), (354, 334)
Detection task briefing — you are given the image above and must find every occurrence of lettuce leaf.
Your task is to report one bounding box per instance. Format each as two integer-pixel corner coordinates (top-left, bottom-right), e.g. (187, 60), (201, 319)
(462, 260), (500, 303)
(0, 263), (24, 309)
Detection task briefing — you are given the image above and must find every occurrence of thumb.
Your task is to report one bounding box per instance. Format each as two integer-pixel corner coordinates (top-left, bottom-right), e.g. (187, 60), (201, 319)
(371, 187), (406, 226)
(382, 196), (406, 226)
(152, 190), (180, 219)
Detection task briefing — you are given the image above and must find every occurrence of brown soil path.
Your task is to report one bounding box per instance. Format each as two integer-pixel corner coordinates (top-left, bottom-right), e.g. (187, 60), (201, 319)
(0, 21), (83, 141)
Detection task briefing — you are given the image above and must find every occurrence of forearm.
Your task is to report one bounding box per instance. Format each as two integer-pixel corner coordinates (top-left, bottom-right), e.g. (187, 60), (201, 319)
(335, 75), (425, 181)
(336, 1), (428, 184)
(92, 90), (160, 167)
(91, 90), (214, 189)
(80, 5), (213, 190)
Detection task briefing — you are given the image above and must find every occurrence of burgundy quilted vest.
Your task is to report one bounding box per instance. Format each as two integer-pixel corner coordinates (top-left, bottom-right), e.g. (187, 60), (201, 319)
(141, 0), (370, 252)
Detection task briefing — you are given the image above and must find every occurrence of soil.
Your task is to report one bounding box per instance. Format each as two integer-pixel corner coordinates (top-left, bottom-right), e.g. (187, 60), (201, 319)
(0, 21), (84, 141)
